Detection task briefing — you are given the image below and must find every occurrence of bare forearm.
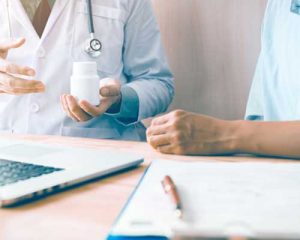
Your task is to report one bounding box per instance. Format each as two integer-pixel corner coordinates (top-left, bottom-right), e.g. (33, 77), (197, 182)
(147, 110), (300, 157)
(234, 120), (300, 158)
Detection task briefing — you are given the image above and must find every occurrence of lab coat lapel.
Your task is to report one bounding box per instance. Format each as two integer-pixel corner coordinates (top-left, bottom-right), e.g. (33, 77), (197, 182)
(10, 0), (40, 41)
(40, 0), (69, 41)
(10, 0), (69, 42)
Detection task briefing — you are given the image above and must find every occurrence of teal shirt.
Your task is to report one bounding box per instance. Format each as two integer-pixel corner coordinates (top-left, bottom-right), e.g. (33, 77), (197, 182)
(246, 0), (300, 121)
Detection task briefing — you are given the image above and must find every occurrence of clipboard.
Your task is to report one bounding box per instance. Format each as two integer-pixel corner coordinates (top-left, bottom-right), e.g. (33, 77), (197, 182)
(106, 159), (300, 240)
(107, 163), (168, 240)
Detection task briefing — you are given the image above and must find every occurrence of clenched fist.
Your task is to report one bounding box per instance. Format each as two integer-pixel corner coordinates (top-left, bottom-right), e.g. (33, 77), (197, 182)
(147, 110), (238, 155)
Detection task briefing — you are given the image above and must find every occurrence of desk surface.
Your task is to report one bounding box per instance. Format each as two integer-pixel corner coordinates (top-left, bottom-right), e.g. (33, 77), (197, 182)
(0, 134), (297, 240)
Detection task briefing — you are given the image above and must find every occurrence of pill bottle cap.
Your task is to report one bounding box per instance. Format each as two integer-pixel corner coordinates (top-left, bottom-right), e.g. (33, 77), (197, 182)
(72, 62), (98, 76)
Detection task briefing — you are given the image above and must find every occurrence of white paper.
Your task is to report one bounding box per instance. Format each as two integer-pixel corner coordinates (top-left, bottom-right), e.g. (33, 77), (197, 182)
(111, 159), (300, 238)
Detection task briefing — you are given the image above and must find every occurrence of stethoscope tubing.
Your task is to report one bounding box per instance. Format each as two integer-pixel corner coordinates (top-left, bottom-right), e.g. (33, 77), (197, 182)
(85, 0), (102, 57)
(86, 0), (95, 34)
(5, 0), (102, 58)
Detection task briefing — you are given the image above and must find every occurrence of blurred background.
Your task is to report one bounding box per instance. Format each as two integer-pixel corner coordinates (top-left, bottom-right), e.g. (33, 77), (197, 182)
(151, 0), (268, 120)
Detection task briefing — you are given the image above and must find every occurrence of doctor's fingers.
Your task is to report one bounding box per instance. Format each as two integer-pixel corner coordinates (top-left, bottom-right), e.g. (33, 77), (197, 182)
(100, 85), (121, 98)
(66, 95), (92, 122)
(0, 60), (35, 76)
(0, 75), (44, 89)
(0, 38), (26, 59)
(60, 95), (71, 116)
(99, 78), (121, 97)
(0, 74), (45, 94)
(0, 84), (44, 95)
(61, 95), (79, 122)
(79, 98), (113, 118)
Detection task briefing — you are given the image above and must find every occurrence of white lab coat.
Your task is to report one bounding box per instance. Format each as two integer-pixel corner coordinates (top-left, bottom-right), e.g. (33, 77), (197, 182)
(0, 0), (174, 141)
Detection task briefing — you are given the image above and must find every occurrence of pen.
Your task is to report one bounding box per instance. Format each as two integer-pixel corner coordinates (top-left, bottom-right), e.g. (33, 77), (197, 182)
(161, 175), (183, 219)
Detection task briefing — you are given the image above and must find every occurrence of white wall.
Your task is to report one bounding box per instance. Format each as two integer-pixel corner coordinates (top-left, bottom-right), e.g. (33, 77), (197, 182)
(151, 0), (267, 120)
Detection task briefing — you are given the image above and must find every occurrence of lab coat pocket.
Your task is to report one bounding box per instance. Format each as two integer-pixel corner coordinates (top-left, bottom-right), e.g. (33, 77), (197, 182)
(61, 126), (120, 139)
(72, 1), (125, 75)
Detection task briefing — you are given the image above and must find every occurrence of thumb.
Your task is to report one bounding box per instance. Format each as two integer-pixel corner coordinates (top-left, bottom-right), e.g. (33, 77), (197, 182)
(0, 38), (26, 58)
(100, 85), (121, 97)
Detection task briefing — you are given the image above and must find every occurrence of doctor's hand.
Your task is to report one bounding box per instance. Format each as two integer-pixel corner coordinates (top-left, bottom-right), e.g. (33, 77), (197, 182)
(147, 110), (239, 155)
(0, 38), (45, 95)
(61, 79), (122, 122)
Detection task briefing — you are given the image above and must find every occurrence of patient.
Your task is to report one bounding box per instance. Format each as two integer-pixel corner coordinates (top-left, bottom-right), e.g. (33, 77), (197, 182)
(147, 0), (300, 158)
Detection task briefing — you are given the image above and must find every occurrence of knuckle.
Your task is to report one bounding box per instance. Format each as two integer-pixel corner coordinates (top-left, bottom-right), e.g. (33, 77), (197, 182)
(169, 119), (181, 129)
(151, 138), (158, 147)
(152, 118), (159, 126)
(172, 109), (185, 118)
(169, 112), (185, 127)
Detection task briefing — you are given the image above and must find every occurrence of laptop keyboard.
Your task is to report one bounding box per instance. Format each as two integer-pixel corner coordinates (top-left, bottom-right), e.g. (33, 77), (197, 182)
(0, 159), (63, 187)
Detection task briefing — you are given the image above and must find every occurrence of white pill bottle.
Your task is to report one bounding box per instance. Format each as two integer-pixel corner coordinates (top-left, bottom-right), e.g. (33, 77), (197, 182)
(70, 62), (100, 105)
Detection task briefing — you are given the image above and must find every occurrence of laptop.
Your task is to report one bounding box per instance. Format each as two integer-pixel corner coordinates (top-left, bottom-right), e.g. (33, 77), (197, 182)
(0, 139), (143, 207)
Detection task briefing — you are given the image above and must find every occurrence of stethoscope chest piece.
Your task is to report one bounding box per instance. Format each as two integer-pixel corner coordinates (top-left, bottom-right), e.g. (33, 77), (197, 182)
(85, 38), (102, 58)
(291, 0), (300, 15)
(84, 0), (102, 58)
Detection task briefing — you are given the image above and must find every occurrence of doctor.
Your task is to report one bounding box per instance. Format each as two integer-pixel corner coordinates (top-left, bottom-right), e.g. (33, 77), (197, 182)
(0, 0), (174, 140)
(147, 0), (300, 158)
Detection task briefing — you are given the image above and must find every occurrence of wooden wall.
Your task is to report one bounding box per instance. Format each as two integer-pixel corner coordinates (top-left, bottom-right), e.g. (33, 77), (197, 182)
(151, 0), (268, 120)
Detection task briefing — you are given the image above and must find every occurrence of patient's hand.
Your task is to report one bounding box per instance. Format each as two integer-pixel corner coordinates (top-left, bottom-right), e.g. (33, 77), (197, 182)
(147, 110), (238, 155)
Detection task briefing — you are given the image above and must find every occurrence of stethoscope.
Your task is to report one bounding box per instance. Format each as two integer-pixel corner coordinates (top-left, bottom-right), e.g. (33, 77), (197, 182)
(84, 0), (102, 58)
(5, 0), (102, 59)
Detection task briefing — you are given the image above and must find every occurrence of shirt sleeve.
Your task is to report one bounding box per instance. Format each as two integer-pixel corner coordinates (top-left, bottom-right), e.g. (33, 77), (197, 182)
(245, 1), (271, 121)
(105, 85), (139, 124)
(245, 52), (264, 121)
(113, 0), (174, 125)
